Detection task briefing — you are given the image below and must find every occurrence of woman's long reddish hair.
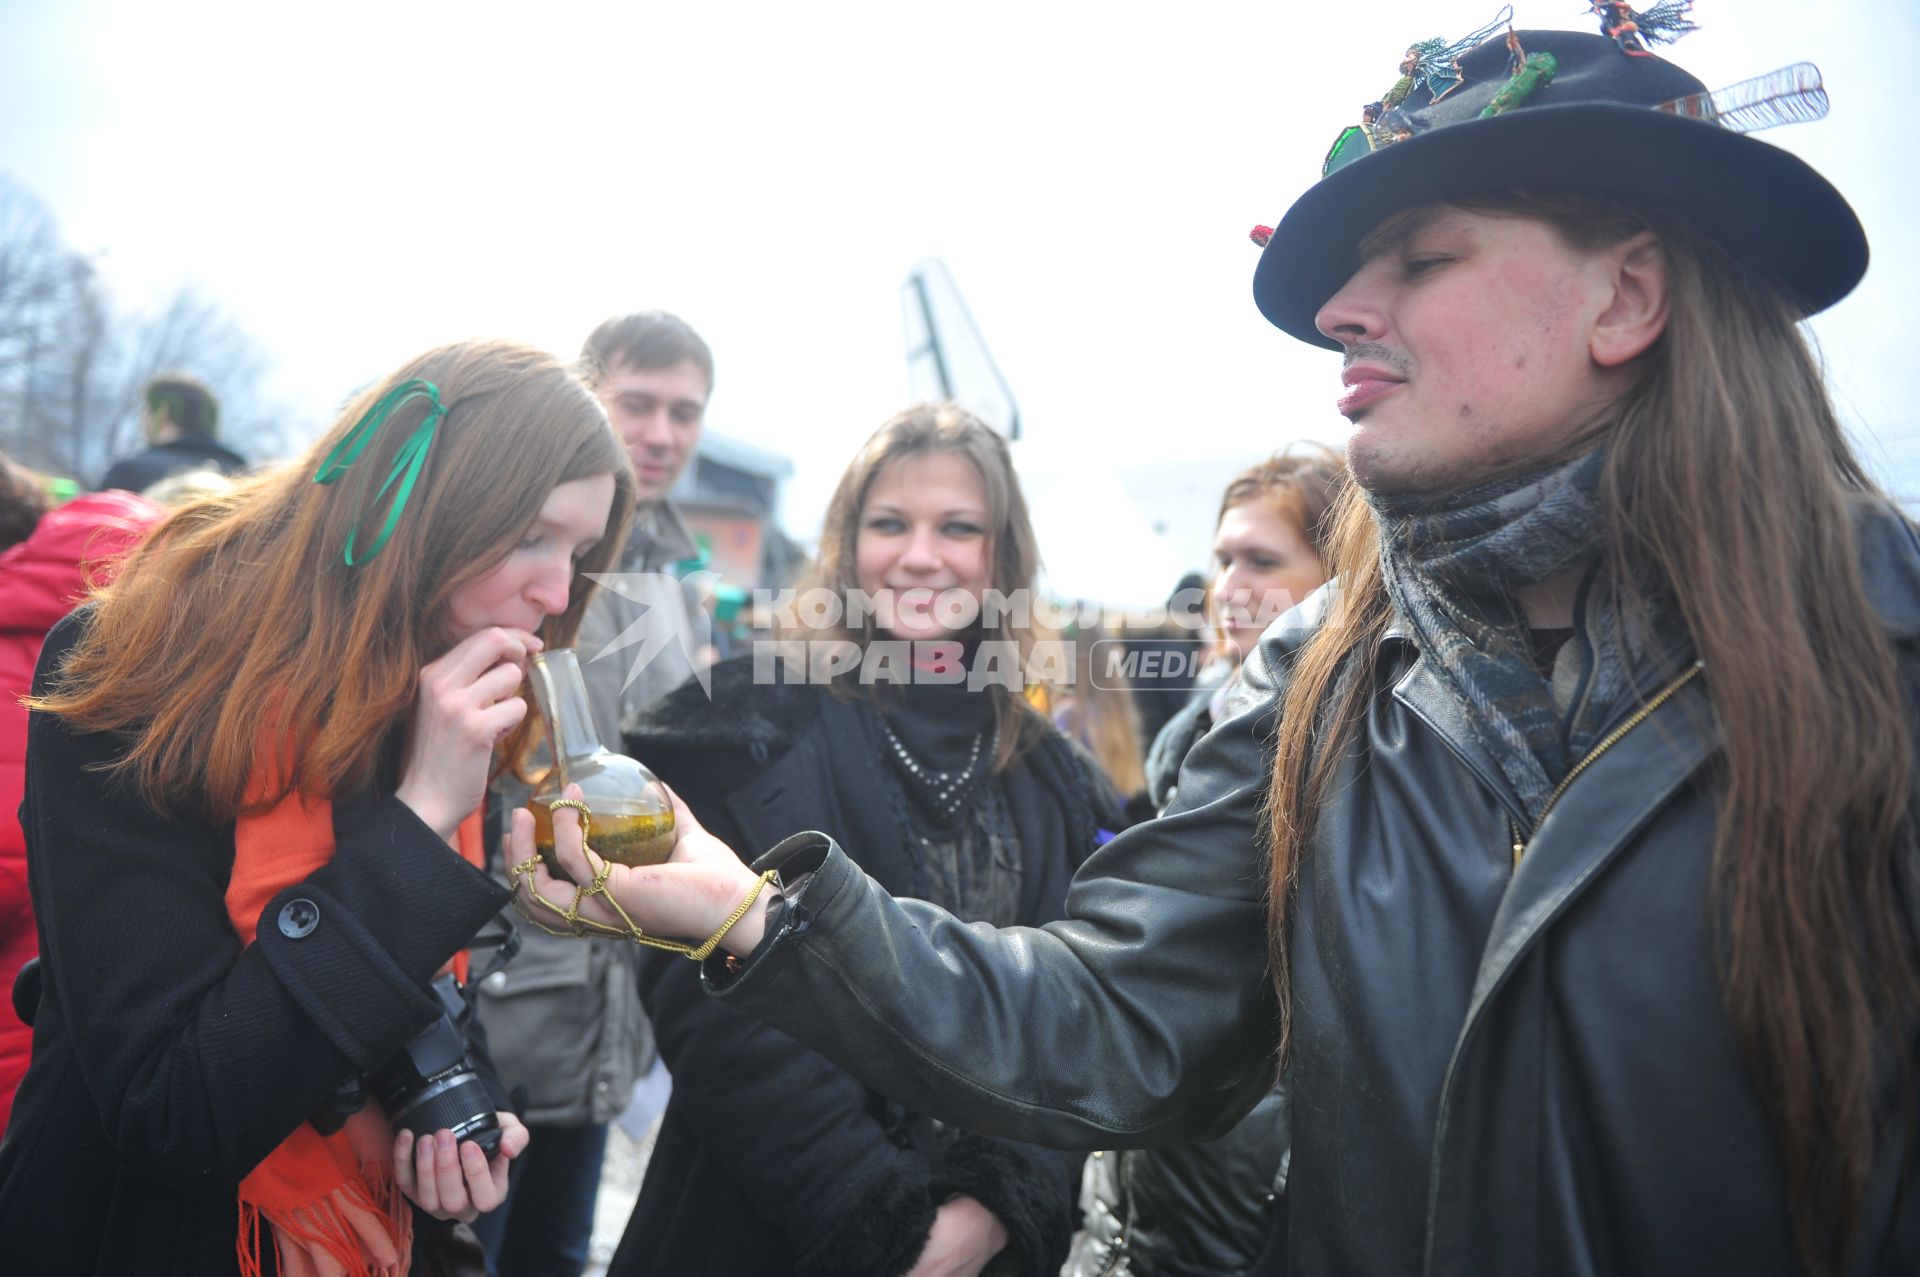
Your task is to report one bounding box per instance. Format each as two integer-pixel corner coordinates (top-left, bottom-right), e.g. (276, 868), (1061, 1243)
(34, 339), (637, 821)
(1265, 197), (1919, 1276)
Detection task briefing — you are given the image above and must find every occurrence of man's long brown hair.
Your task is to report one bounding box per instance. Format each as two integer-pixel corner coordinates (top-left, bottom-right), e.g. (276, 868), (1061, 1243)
(1265, 195), (1919, 1275)
(794, 402), (1047, 773)
(35, 339), (637, 822)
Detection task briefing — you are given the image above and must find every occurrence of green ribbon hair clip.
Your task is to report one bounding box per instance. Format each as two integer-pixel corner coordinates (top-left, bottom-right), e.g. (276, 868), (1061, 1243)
(313, 378), (449, 566)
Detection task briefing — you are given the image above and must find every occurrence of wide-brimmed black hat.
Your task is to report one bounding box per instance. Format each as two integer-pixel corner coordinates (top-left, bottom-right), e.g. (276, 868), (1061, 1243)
(1254, 28), (1867, 349)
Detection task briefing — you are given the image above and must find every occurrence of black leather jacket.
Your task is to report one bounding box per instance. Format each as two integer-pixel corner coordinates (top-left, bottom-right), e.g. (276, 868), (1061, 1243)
(1067, 669), (1284, 1277)
(1064, 1088), (1287, 1277)
(706, 502), (1920, 1277)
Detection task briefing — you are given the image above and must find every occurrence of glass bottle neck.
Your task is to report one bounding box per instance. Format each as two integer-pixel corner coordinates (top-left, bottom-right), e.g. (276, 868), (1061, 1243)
(529, 649), (605, 764)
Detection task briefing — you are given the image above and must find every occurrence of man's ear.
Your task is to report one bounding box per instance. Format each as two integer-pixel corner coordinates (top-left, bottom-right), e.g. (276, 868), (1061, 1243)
(1591, 231), (1669, 368)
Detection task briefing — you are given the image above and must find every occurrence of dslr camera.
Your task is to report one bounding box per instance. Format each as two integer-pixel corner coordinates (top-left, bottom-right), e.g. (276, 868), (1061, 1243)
(368, 972), (502, 1155)
(315, 933), (516, 1156)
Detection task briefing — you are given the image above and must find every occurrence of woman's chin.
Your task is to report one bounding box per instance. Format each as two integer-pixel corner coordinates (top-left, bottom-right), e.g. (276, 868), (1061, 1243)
(882, 624), (958, 646)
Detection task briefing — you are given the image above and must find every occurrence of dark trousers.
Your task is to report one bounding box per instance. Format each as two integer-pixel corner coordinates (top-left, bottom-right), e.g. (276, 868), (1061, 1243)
(470, 1120), (611, 1277)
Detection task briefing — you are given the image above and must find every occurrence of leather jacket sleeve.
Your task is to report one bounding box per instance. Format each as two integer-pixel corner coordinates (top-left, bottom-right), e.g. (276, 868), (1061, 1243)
(705, 634), (1293, 1151)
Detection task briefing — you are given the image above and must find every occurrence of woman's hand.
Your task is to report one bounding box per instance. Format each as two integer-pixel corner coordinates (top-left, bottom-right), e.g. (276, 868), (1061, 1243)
(393, 1112), (530, 1223)
(510, 783), (773, 955)
(905, 1195), (1009, 1277)
(396, 627), (542, 839)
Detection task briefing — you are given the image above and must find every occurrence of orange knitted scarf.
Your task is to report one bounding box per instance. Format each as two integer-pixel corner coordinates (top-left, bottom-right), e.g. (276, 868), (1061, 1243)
(226, 774), (482, 1277)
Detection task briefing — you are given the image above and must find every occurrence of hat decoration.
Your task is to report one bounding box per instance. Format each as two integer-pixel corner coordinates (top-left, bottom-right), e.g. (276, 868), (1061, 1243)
(1655, 60), (1829, 130)
(1355, 4), (1516, 153)
(1588, 1), (1699, 58)
(1323, 5), (1701, 179)
(1481, 31), (1559, 117)
(1299, 7), (1836, 188)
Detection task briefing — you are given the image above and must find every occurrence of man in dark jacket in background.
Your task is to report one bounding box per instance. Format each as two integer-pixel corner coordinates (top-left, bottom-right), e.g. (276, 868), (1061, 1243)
(471, 311), (713, 1277)
(97, 373), (245, 494)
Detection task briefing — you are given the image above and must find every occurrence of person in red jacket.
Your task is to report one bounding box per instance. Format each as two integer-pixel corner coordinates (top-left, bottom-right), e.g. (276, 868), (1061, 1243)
(0, 459), (163, 1135)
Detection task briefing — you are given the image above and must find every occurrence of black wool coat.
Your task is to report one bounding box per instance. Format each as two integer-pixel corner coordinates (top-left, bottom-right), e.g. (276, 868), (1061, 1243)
(608, 656), (1123, 1277)
(0, 614), (510, 1277)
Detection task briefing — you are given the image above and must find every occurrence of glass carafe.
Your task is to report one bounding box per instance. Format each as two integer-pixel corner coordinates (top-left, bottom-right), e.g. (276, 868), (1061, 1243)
(525, 648), (676, 881)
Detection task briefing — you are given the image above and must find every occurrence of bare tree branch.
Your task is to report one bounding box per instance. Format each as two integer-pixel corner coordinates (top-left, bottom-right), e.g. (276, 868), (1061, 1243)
(0, 172), (285, 483)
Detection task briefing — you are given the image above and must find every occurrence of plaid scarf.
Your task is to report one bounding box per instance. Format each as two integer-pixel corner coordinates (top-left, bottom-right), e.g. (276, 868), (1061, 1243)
(1371, 449), (1668, 824)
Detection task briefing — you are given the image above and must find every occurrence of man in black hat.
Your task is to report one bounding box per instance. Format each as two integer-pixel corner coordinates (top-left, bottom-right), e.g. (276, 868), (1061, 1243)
(518, 24), (1920, 1277)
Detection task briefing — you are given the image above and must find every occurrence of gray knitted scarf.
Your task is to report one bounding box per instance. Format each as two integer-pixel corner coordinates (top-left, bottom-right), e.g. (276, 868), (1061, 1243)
(1371, 449), (1669, 825)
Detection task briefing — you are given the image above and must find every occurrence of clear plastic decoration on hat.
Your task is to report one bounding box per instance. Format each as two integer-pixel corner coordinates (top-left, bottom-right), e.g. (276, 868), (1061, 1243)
(1654, 61), (1829, 131)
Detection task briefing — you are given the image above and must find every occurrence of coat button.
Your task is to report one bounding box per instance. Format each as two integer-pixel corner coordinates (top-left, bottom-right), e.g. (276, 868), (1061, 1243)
(277, 898), (321, 939)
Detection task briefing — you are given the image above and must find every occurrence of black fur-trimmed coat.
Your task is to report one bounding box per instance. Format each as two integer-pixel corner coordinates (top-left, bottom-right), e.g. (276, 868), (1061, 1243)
(607, 656), (1124, 1277)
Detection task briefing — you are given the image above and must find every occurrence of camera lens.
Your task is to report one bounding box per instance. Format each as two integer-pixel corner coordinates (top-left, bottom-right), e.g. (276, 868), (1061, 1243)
(367, 975), (503, 1158)
(379, 1065), (503, 1158)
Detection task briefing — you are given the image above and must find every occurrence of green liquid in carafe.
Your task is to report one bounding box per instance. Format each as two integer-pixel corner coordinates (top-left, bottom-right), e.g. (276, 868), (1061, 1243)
(529, 797), (676, 883)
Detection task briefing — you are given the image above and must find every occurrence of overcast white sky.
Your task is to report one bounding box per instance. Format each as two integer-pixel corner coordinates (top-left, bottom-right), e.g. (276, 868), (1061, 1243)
(3, 0), (1914, 600)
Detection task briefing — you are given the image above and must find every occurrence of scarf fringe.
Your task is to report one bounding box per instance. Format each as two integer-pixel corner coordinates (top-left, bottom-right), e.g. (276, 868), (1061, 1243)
(237, 1159), (413, 1277)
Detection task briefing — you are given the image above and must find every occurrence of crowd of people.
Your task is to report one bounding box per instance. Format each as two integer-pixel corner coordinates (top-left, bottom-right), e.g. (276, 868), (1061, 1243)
(0, 14), (1916, 1277)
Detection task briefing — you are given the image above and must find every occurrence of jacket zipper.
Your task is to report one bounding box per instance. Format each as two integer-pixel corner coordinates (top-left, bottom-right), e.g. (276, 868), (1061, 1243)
(1095, 1148), (1134, 1277)
(1509, 660), (1703, 864)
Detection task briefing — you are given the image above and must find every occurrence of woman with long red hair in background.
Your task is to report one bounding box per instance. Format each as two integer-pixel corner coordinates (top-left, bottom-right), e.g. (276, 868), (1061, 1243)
(1142, 446), (1341, 815)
